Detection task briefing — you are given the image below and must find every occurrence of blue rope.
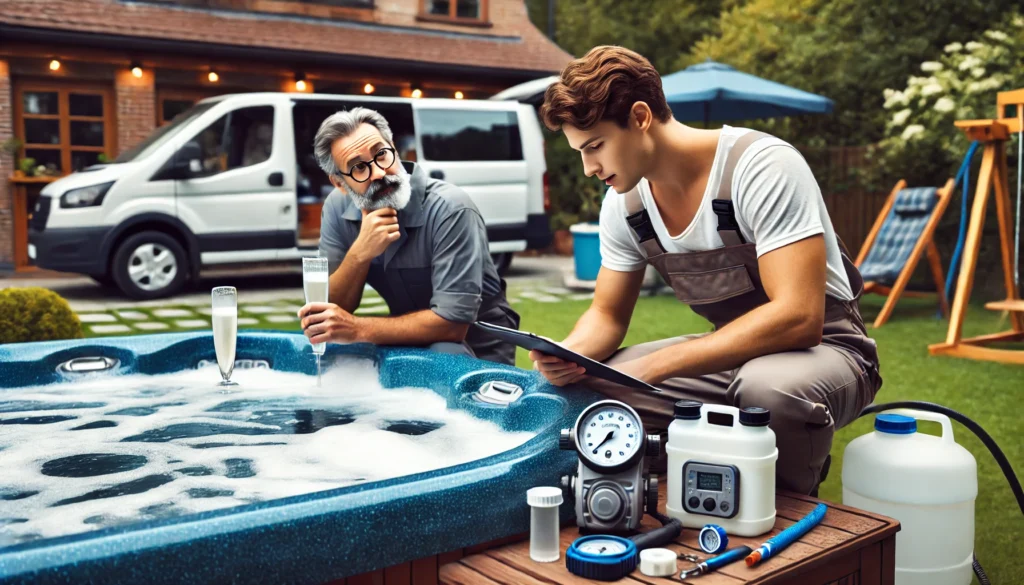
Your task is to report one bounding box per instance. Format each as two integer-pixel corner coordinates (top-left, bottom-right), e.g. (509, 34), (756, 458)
(942, 140), (982, 310)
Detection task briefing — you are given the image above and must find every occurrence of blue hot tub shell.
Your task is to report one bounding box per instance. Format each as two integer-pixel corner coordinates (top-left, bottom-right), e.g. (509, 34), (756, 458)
(0, 332), (604, 584)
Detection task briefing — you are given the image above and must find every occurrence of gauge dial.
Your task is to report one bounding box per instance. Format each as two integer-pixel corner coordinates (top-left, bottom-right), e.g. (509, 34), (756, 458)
(576, 537), (630, 555)
(576, 401), (643, 470)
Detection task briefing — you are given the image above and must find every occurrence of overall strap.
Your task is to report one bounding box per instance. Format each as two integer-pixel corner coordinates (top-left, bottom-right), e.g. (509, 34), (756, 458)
(624, 189), (666, 257)
(714, 130), (771, 247)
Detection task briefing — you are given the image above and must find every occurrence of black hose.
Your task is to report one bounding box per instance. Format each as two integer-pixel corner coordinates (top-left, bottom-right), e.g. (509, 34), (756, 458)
(973, 553), (991, 585)
(859, 401), (1023, 585)
(630, 511), (682, 550)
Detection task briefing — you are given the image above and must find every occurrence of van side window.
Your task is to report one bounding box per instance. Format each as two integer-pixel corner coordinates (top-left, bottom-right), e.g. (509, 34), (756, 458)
(188, 106), (275, 176)
(419, 110), (522, 162)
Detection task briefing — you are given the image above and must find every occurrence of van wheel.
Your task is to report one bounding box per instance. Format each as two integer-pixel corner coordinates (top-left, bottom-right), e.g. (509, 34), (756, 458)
(491, 253), (513, 276)
(112, 231), (188, 300)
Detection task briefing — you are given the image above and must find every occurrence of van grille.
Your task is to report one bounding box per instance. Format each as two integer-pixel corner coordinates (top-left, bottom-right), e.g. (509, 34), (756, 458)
(30, 196), (51, 232)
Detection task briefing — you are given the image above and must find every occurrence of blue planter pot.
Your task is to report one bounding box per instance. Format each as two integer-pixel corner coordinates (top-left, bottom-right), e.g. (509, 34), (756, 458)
(570, 222), (601, 281)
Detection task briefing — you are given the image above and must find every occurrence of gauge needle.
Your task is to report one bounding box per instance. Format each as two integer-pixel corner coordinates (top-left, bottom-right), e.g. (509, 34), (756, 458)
(592, 429), (615, 453)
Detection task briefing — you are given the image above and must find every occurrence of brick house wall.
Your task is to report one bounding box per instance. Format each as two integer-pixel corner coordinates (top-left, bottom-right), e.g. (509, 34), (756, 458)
(0, 60), (12, 267)
(115, 68), (156, 156)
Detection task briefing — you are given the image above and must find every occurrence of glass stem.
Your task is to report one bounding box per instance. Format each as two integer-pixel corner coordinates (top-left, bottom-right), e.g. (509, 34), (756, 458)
(316, 354), (321, 387)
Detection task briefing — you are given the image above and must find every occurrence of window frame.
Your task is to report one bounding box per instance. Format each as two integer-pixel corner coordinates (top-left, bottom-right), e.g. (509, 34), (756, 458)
(418, 0), (490, 26)
(156, 88), (220, 126)
(13, 80), (116, 175)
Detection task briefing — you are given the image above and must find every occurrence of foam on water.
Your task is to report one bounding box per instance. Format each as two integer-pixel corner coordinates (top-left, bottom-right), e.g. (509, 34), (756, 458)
(0, 357), (535, 547)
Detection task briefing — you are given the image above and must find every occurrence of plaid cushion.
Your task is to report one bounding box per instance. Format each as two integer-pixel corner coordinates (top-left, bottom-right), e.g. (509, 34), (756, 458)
(859, 187), (938, 285)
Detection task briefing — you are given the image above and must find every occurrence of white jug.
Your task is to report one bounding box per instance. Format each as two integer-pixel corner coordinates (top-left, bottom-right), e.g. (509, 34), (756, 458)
(666, 400), (777, 536)
(842, 410), (977, 585)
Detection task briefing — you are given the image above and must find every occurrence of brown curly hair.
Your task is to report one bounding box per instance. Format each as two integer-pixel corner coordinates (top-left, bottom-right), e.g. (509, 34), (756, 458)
(540, 46), (672, 132)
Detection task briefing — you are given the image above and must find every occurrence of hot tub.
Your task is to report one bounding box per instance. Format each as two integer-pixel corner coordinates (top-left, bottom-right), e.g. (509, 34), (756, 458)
(0, 332), (600, 584)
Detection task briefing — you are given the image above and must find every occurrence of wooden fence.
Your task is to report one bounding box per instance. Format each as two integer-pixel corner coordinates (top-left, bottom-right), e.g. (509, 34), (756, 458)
(800, 145), (890, 255)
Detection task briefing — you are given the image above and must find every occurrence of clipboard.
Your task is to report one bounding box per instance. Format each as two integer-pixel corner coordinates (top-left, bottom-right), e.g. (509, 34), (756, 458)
(472, 321), (661, 393)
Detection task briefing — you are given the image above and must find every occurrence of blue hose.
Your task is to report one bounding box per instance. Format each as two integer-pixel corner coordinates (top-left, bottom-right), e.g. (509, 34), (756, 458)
(745, 503), (827, 566)
(943, 141), (982, 309)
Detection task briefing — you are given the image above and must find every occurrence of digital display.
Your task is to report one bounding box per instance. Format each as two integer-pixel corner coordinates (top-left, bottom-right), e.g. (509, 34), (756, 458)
(697, 472), (723, 491)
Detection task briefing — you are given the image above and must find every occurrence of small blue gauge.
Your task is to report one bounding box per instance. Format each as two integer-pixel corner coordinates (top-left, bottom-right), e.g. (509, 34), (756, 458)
(566, 534), (638, 581)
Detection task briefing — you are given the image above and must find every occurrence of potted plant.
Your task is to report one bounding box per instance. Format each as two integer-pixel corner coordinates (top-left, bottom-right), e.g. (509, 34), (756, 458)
(2, 137), (23, 177)
(18, 158), (36, 178)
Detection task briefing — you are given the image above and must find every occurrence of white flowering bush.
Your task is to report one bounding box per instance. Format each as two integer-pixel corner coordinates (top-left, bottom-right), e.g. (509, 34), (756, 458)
(872, 15), (1024, 187)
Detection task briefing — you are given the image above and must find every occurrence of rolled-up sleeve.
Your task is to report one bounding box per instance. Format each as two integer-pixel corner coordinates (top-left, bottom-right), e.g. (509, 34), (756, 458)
(429, 208), (486, 323)
(317, 193), (351, 276)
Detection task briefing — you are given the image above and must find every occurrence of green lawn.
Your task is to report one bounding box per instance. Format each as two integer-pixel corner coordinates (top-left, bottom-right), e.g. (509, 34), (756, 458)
(79, 290), (1022, 582)
(513, 293), (1023, 584)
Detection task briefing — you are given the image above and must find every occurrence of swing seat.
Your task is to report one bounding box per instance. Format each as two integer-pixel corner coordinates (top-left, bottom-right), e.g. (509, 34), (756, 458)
(854, 179), (955, 328)
(984, 299), (1024, 313)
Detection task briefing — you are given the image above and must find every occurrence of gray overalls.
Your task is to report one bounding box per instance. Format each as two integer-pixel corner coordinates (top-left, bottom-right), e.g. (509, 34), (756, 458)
(588, 131), (882, 494)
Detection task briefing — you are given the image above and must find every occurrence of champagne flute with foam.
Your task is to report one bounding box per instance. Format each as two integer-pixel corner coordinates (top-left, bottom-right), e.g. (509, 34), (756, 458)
(303, 257), (329, 385)
(211, 286), (238, 387)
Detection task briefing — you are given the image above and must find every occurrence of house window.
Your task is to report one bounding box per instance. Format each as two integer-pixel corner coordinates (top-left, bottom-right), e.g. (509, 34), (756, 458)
(14, 83), (115, 174)
(422, 0), (487, 23)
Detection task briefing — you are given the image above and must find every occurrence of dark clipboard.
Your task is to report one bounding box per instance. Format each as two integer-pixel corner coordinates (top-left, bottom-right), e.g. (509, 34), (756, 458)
(473, 321), (660, 393)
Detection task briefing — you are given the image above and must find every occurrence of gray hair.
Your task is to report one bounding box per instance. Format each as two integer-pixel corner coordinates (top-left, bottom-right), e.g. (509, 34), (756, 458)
(313, 107), (395, 176)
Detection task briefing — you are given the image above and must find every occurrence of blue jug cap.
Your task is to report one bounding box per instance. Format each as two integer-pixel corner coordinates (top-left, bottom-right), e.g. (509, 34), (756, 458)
(874, 414), (917, 435)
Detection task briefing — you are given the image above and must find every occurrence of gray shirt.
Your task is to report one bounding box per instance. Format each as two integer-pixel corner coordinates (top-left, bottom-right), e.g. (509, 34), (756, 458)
(318, 161), (519, 364)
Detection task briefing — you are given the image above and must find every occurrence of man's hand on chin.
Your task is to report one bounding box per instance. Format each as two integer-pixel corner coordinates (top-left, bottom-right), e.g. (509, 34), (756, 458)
(298, 302), (361, 344)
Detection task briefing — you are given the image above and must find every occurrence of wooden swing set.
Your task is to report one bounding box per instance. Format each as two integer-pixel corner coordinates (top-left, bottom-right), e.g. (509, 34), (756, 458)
(928, 89), (1024, 364)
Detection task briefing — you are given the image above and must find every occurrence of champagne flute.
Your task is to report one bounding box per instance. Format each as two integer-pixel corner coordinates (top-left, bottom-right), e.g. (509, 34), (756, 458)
(211, 286), (238, 388)
(302, 257), (329, 386)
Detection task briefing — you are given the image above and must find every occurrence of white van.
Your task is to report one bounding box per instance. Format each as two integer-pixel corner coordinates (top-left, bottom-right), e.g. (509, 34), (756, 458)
(28, 92), (551, 299)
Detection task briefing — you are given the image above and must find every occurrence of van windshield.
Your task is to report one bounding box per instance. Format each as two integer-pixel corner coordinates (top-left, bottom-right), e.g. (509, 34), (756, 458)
(115, 101), (218, 163)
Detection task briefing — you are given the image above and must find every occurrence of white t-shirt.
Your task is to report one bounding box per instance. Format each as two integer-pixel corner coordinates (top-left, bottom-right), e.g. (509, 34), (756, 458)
(599, 125), (854, 301)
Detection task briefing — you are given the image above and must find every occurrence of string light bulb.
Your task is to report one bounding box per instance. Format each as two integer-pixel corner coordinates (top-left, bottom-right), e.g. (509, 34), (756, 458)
(364, 83), (375, 94)
(208, 71), (219, 83)
(131, 62), (143, 78)
(294, 72), (308, 92)
(454, 91), (464, 99)
(411, 88), (423, 99)
(49, 59), (61, 71)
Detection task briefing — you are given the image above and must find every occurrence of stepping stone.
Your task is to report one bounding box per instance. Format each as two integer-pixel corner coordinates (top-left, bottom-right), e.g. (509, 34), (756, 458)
(153, 308), (194, 318)
(541, 286), (572, 296)
(116, 310), (149, 321)
(533, 295), (562, 303)
(78, 313), (116, 323)
(360, 296), (384, 305)
(241, 305), (278, 314)
(569, 293), (595, 301)
(237, 317), (259, 326)
(195, 308), (214, 315)
(265, 315), (298, 323)
(134, 322), (170, 331)
(507, 297), (521, 304)
(90, 324), (131, 334)
(357, 306), (389, 315)
(276, 305), (304, 313)
(174, 319), (209, 328)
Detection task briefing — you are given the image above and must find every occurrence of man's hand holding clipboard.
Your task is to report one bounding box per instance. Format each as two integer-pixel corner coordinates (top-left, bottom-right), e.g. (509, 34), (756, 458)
(472, 321), (661, 393)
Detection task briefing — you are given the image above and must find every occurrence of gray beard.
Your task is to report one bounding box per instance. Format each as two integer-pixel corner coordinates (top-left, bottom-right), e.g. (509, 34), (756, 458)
(342, 165), (412, 211)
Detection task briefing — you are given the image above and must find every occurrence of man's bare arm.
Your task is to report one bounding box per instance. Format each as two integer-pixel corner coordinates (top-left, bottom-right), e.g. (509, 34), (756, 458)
(328, 254), (370, 314)
(356, 310), (469, 346)
(634, 235), (827, 382)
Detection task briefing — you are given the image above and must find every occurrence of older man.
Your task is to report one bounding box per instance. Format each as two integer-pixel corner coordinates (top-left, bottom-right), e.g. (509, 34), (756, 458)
(298, 107), (520, 365)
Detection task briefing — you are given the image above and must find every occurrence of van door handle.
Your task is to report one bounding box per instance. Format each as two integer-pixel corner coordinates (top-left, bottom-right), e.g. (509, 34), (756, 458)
(268, 171), (284, 186)
(429, 170), (445, 180)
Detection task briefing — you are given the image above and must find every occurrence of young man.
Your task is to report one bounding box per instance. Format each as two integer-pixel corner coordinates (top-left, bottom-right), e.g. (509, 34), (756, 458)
(531, 46), (882, 495)
(299, 107), (520, 365)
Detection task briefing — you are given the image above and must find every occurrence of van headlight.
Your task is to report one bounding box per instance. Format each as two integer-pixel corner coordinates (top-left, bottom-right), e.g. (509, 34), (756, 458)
(60, 182), (114, 208)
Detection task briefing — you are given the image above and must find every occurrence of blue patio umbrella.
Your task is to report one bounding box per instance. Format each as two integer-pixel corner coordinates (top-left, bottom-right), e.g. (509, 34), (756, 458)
(661, 59), (834, 124)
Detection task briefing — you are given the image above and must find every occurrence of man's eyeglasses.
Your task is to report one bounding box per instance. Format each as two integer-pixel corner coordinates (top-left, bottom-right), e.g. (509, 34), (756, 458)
(336, 147), (397, 183)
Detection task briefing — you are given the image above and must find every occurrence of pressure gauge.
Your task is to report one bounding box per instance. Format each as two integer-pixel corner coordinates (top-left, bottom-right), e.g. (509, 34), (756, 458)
(560, 400), (657, 474)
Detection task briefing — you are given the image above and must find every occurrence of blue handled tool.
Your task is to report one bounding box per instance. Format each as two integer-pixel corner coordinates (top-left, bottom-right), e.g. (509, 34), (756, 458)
(679, 545), (752, 579)
(746, 503), (827, 567)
